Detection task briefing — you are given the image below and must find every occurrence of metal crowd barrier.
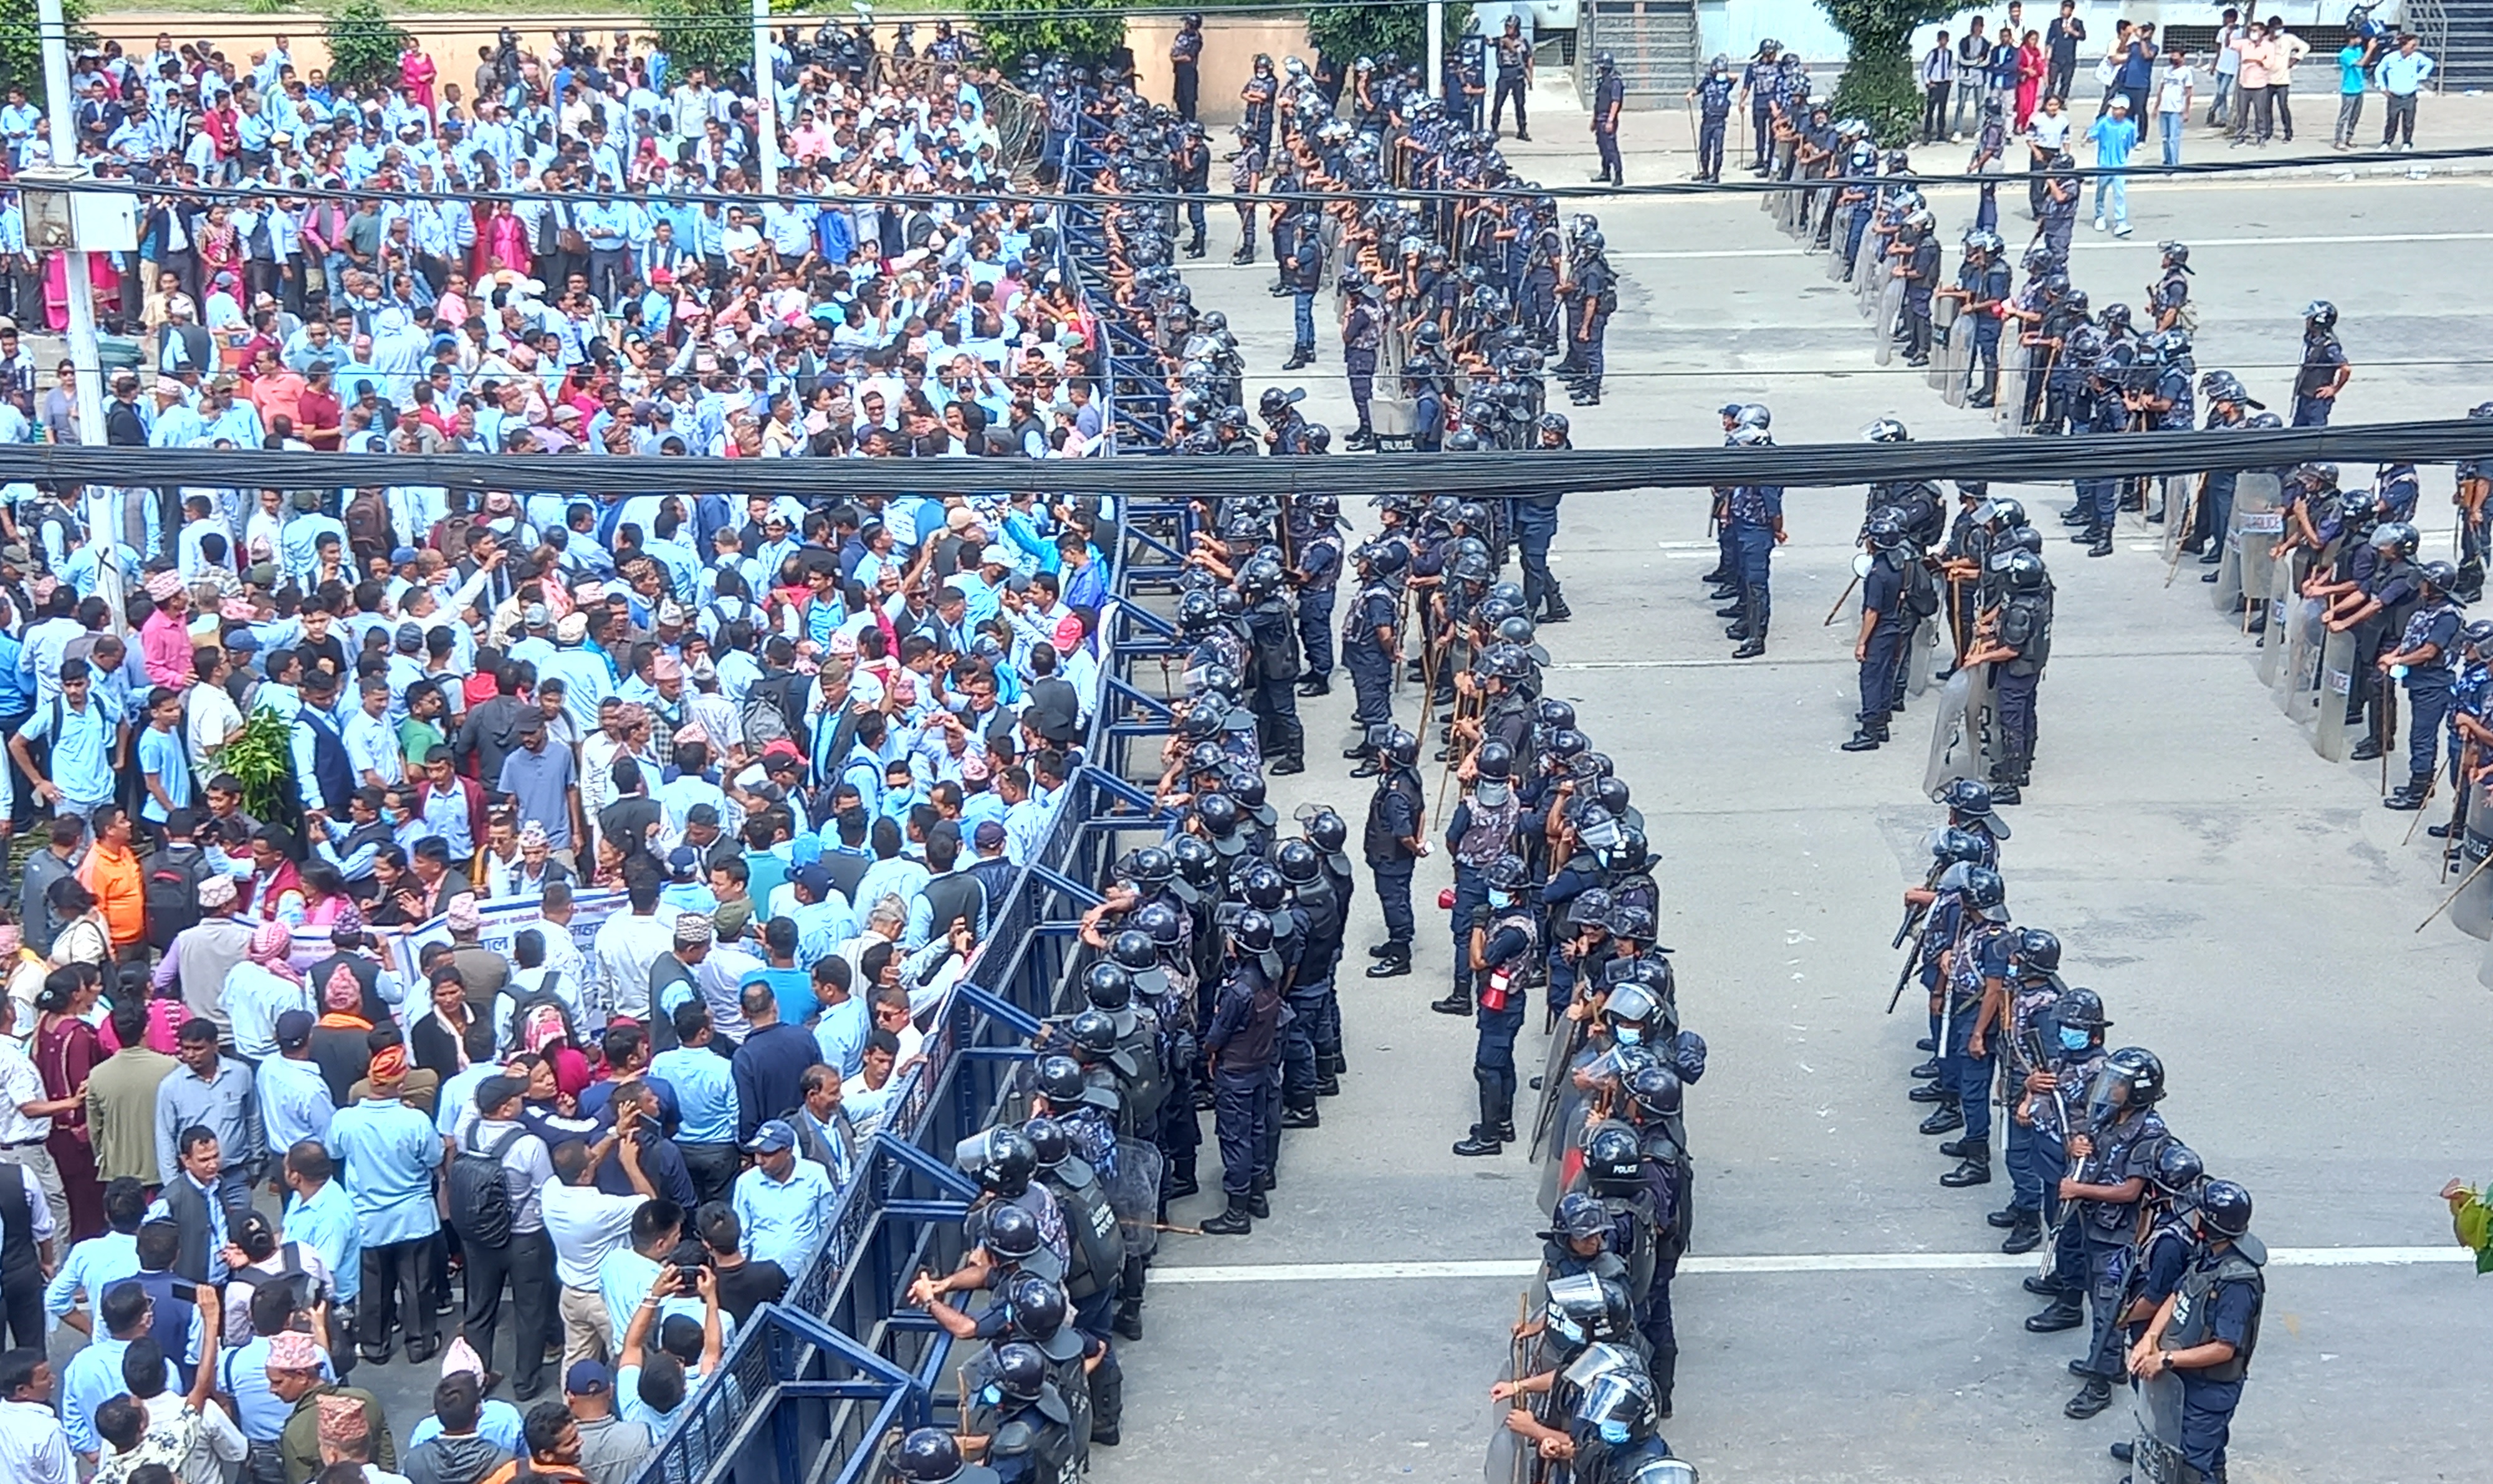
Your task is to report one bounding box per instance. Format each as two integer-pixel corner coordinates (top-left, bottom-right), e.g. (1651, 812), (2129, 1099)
(634, 125), (1197, 1484)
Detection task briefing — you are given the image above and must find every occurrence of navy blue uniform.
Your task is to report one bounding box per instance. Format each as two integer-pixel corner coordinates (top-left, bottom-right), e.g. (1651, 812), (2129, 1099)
(1203, 958), (1281, 1199)
(1292, 529), (1341, 682)
(2293, 332), (2346, 426)
(1726, 482), (1782, 627)
(2399, 598), (2463, 781)
(1364, 765), (1423, 949)
(1693, 73), (1734, 180)
(1859, 552), (1908, 726)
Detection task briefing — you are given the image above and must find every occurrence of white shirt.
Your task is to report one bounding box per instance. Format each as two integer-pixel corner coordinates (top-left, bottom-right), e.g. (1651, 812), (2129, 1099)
(185, 682), (243, 782)
(2156, 66), (2194, 113)
(0, 1399), (75, 1484)
(540, 1177), (646, 1289)
(592, 907), (682, 1022)
(2030, 112), (2072, 150)
(134, 1392), (249, 1484)
(0, 1035), (50, 1142)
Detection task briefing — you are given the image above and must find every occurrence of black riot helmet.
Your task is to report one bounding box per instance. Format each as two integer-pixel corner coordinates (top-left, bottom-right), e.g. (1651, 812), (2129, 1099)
(2004, 550), (2049, 593)
(980, 1201), (1045, 1264)
(1582, 1122), (1644, 1194)
(1236, 862), (1288, 911)
(1275, 838), (1322, 885)
(1194, 791), (1240, 838)
(1380, 725), (1420, 766)
(1226, 767), (1270, 811)
(1230, 907), (1275, 954)
(891, 1427), (970, 1483)
(2052, 985), (2110, 1030)
(2087, 1046), (2167, 1126)
(1306, 808), (1349, 853)
(1089, 954), (1142, 1003)
(1571, 1364), (1658, 1441)
(1003, 1272), (1073, 1347)
(1592, 776), (1631, 816)
(1612, 826), (1650, 873)
(1135, 901), (1184, 947)
(954, 1126), (1037, 1196)
(1020, 1116), (1077, 1172)
(1537, 697), (1577, 730)
(1481, 852), (1531, 894)
(1932, 827), (1986, 865)
(1474, 739), (1515, 782)
(1960, 865), (2007, 920)
(1126, 845), (1174, 888)
(1627, 1063), (1683, 1119)
(991, 1341), (1050, 1402)
(2151, 1141), (2206, 1199)
(1031, 1053), (1088, 1106)
(1066, 1010), (1122, 1063)
(1543, 1190), (1612, 1245)
(2304, 299), (2338, 333)
(2198, 1179), (2254, 1238)
(1543, 1271), (1636, 1351)
(2011, 927), (2060, 974)
(1169, 833), (1217, 886)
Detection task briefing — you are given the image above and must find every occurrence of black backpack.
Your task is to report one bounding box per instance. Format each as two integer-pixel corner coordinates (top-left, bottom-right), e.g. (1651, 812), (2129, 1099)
(144, 844), (207, 952)
(446, 1124), (528, 1248)
(1903, 558), (1943, 620)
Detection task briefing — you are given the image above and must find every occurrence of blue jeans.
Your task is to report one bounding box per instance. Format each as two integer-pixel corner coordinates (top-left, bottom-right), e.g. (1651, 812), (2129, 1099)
(2159, 110), (2184, 166)
(1292, 289), (1316, 353)
(2092, 171), (2127, 227)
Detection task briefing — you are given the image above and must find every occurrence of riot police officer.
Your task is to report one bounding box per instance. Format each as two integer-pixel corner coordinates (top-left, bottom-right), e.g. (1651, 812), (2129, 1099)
(1845, 516), (1913, 750)
(1342, 284), (1384, 448)
(1238, 557), (1305, 774)
(2133, 1179), (2265, 1483)
(960, 1341), (1078, 1484)
(1591, 52), (1626, 185)
(1240, 53), (1278, 153)
(1934, 866), (2011, 1187)
(1740, 41), (1784, 173)
(1228, 127), (1263, 264)
(1361, 725), (1427, 975)
(1689, 55), (1736, 182)
(1563, 232), (1615, 407)
(1962, 549), (2052, 803)
(1172, 121), (1210, 257)
(1200, 909), (1283, 1235)
(1944, 229), (2012, 406)
(2383, 560), (2467, 809)
(2150, 239), (2193, 330)
(1289, 495), (1344, 696)
(1988, 929), (2067, 1252)
(1491, 16), (1533, 140)
(1516, 418), (1571, 624)
(2292, 299), (2351, 426)
(1169, 12), (1204, 121)
(1453, 853), (1539, 1156)
(2022, 985), (2108, 1326)
(1438, 740), (1523, 1016)
(1893, 208), (1942, 366)
(1721, 429), (1784, 659)
(2059, 1046), (2171, 1419)
(1341, 541), (1404, 744)
(888, 1427), (1000, 1484)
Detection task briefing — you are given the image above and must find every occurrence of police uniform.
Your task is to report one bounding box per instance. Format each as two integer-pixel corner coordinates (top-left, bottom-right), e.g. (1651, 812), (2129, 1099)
(1278, 872), (1343, 1119)
(1900, 228), (1942, 365)
(1939, 917), (2010, 1183)
(2075, 1105), (2171, 1391)
(1991, 573), (2050, 797)
(1243, 584), (1305, 772)
(1342, 294), (1381, 444)
(1200, 949), (1280, 1224)
(1341, 568), (1400, 734)
(1693, 69), (1735, 181)
(1442, 787), (1521, 1013)
(1741, 52), (1781, 171)
(2160, 1236), (2266, 1478)
(1456, 901), (1538, 1152)
(1966, 252), (2012, 406)
(1291, 518), (1342, 692)
(1240, 67), (1277, 155)
(1364, 756), (1424, 969)
(1173, 128), (1210, 256)
(1850, 547), (1910, 745)
(1565, 251), (1615, 406)
(1723, 481), (1782, 656)
(1592, 62), (1627, 186)
(1491, 27), (1533, 140)
(1169, 22), (1203, 122)
(1228, 139), (1263, 264)
(2391, 586), (2464, 805)
(2292, 327), (2347, 426)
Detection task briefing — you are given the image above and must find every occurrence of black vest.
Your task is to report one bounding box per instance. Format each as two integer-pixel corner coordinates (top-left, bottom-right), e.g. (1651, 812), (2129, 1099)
(298, 707), (356, 818)
(0, 1162), (34, 1281)
(920, 870), (987, 942)
(1364, 768), (1422, 863)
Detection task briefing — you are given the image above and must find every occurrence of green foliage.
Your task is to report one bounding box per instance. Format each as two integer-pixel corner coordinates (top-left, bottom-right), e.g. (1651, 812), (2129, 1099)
(1306, 2), (1473, 66)
(648, 0), (755, 79)
(246, 0), (292, 15)
(216, 707), (300, 828)
(963, 0), (1127, 70)
(1819, 0), (1959, 146)
(0, 0), (93, 108)
(324, 0), (412, 92)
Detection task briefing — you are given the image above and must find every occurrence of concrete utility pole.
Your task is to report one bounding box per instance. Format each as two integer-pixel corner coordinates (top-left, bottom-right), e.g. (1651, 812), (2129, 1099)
(754, 0), (781, 194)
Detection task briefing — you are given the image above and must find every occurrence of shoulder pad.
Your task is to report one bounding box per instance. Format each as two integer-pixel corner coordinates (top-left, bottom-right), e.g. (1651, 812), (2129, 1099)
(991, 1420), (1040, 1458)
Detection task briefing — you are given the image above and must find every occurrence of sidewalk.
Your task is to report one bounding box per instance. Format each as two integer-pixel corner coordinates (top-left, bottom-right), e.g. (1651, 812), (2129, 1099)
(1496, 86), (2493, 186)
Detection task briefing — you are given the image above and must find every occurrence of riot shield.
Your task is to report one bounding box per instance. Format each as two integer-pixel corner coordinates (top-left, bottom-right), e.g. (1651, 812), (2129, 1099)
(1921, 668), (1987, 795)
(1855, 241), (1884, 317)
(2259, 552), (2305, 694)
(1370, 396), (1417, 451)
(1904, 613), (1937, 697)
(2270, 590), (2324, 717)
(1826, 203), (1857, 280)
(2234, 474), (2284, 621)
(1928, 298), (1958, 395)
(1110, 1141), (1165, 1259)
(2451, 794), (2493, 941)
(2130, 1370), (2187, 1484)
(2312, 628), (2360, 762)
(1942, 308), (1973, 408)
(1998, 339), (2032, 431)
(1872, 277), (1905, 366)
(2157, 474), (2194, 562)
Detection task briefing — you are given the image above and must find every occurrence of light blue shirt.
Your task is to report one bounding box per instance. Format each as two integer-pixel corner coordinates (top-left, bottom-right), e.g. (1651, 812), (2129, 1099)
(326, 1097), (444, 1247)
(731, 1157), (836, 1270)
(283, 1177), (363, 1303)
(408, 1398), (525, 1455)
(435, 1063), (499, 1137)
(811, 998), (869, 1079)
(256, 1053), (336, 1157)
(219, 1335), (335, 1441)
(17, 690), (122, 804)
(42, 1230), (140, 1330)
(62, 1334), (172, 1454)
(649, 1046), (738, 1145)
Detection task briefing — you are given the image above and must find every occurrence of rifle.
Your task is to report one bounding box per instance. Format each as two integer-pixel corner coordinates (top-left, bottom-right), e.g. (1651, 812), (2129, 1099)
(1892, 857), (1945, 949)
(1887, 912), (1931, 1014)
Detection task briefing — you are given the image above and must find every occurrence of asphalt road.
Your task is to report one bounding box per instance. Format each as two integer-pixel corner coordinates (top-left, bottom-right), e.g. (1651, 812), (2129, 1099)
(1098, 165), (2493, 1482)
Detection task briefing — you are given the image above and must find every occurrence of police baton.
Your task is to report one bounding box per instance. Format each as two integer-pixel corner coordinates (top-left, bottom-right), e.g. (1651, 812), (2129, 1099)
(1823, 572), (1863, 626)
(2416, 846), (2493, 932)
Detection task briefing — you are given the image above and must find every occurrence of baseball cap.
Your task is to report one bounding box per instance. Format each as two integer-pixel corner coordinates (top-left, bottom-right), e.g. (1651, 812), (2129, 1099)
(275, 1009), (315, 1050)
(974, 820), (1007, 850)
(564, 1361), (612, 1396)
(745, 1118), (797, 1154)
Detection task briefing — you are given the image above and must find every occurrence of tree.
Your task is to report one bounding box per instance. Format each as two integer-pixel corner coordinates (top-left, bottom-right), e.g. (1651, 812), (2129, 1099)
(324, 0), (412, 92)
(1819, 0), (1956, 145)
(962, 0), (1126, 72)
(1306, 2), (1473, 68)
(0, 0), (93, 107)
(646, 0), (754, 81)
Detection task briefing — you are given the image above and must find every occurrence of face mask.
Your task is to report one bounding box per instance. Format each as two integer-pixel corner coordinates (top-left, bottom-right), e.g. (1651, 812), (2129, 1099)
(979, 1384), (1002, 1405)
(1599, 1420), (1634, 1445)
(1615, 1026), (1644, 1045)
(1489, 890), (1515, 909)
(2059, 1027), (2091, 1051)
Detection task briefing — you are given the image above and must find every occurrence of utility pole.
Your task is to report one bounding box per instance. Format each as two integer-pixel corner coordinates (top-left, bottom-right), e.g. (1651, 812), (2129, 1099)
(36, 0), (122, 627)
(754, 0), (781, 194)
(1428, 1), (1446, 98)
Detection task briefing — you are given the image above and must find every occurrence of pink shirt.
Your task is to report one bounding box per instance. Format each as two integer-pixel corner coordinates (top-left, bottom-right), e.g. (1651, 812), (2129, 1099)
(140, 608), (196, 690)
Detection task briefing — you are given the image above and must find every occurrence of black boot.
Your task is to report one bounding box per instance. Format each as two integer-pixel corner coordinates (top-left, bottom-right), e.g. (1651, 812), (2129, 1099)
(2349, 735), (2383, 760)
(1918, 1103), (1964, 1134)
(1989, 772), (2023, 806)
(1164, 1156), (1199, 1202)
(1366, 944), (1411, 978)
(1114, 1298), (1145, 1340)
(1840, 727), (1885, 751)
(1430, 988), (1473, 1015)
(1201, 1198), (1253, 1235)
(1939, 1136), (1977, 1158)
(1707, 581), (1741, 601)
(2026, 1293), (2085, 1332)
(1314, 1073), (1341, 1098)
(1718, 599), (1748, 620)
(2386, 774), (2433, 810)
(1909, 1057), (1941, 1079)
(1909, 1078), (1951, 1102)
(1280, 1102), (1320, 1129)
(1539, 591), (1571, 623)
(1939, 1138), (1992, 1186)
(2088, 524), (2114, 558)
(1649, 1347), (1677, 1421)
(2001, 1211), (2045, 1253)
(1296, 676), (1330, 697)
(1733, 591), (1768, 658)
(1245, 1190), (1271, 1219)
(2065, 1378), (2114, 1419)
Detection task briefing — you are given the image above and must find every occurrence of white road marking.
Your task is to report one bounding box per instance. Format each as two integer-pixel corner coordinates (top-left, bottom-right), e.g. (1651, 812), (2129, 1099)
(1149, 1246), (2468, 1285)
(1610, 230), (2493, 262)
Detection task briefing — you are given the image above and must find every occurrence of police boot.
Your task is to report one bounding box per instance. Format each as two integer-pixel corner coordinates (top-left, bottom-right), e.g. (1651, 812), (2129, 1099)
(1114, 1298), (1146, 1341)
(1281, 1101), (1320, 1129)
(1280, 348), (1313, 371)
(1540, 589), (1571, 623)
(1185, 239), (1207, 259)
(2065, 1377), (2115, 1419)
(1939, 1139), (1992, 1186)
(1089, 1354), (1124, 1445)
(1296, 675), (1330, 697)
(1939, 1135), (1978, 1157)
(1232, 246), (1256, 266)
(1452, 1124), (1507, 1156)
(2386, 773), (2433, 810)
(1649, 1347), (1678, 1420)
(2001, 1210), (2046, 1253)
(1201, 1197), (1253, 1235)
(1917, 1103), (1964, 1134)
(2060, 504), (2092, 525)
(1314, 1072), (1341, 1098)
(1698, 561), (1733, 585)
(1908, 1075), (1951, 1101)
(1430, 985), (1473, 1015)
(1246, 1190), (1271, 1218)
(1344, 428), (1374, 451)
(1708, 580), (1742, 602)
(1989, 771), (2023, 806)
(1840, 727), (1884, 751)
(1717, 594), (1748, 620)
(1165, 1156), (1199, 1201)
(2349, 734), (2383, 761)
(1366, 943), (1412, 978)
(1732, 593), (1768, 659)
(2026, 1292), (2085, 1332)
(1909, 1056), (1941, 1079)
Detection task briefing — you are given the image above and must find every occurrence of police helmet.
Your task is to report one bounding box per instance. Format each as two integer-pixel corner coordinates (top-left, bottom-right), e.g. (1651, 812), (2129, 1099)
(2372, 520), (2419, 553)
(2003, 550), (2050, 593)
(1380, 725), (1420, 765)
(1474, 739), (1516, 782)
(1933, 827), (1986, 865)
(981, 1201), (1045, 1263)
(1544, 1191), (1612, 1244)
(2012, 927), (2061, 973)
(1538, 697), (1579, 730)
(1275, 839), (1322, 885)
(2423, 560), (2464, 596)
(1861, 417), (1911, 443)
(892, 1427), (970, 1483)
(1627, 1063), (1683, 1118)
(1974, 494), (2027, 528)
(954, 1126), (1037, 1195)
(1729, 425), (1773, 448)
(1544, 1271), (1637, 1351)
(991, 1341), (1050, 1401)
(2151, 1141), (2206, 1197)
(1306, 808), (1350, 853)
(1582, 1123), (1643, 1191)
(1126, 846), (1175, 888)
(2198, 1179), (2254, 1237)
(1087, 956), (1140, 1006)
(1864, 516), (1906, 550)
(2102, 1045), (2168, 1106)
(2053, 985), (2110, 1030)
(1538, 412), (1571, 438)
(1961, 864), (2008, 920)
(1031, 1054), (1088, 1106)
(2303, 299), (2338, 331)
(1169, 834), (1218, 886)
(1236, 862), (1288, 911)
